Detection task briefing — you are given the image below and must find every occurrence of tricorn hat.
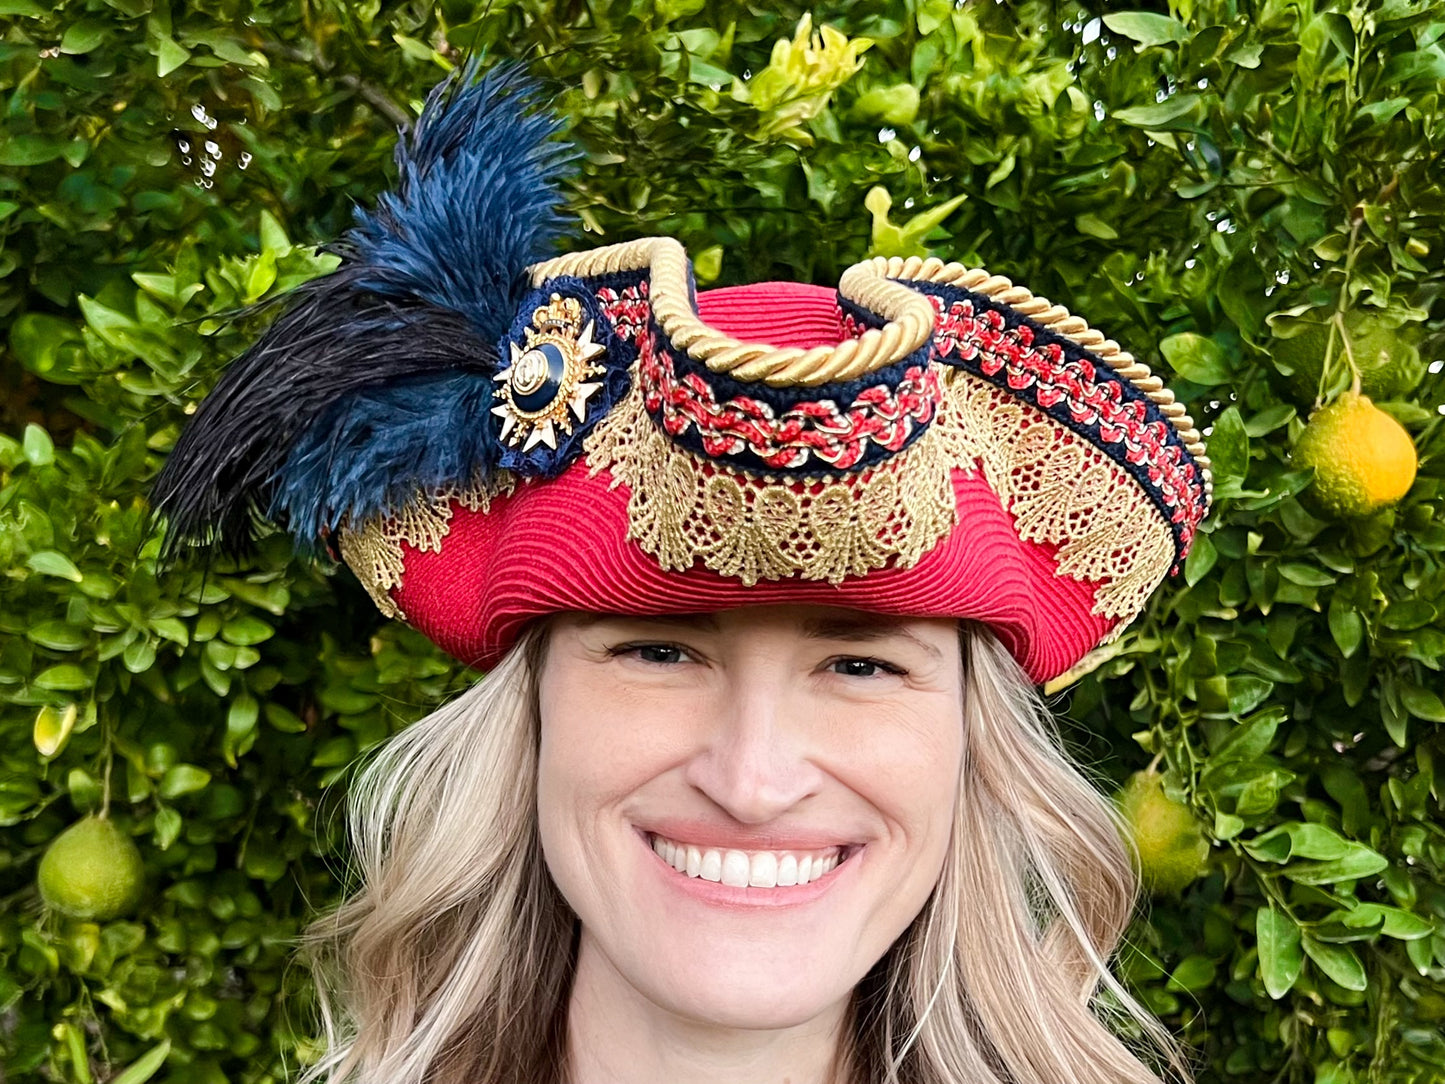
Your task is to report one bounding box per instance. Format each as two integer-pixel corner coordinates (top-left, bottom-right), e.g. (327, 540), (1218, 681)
(153, 64), (1211, 685)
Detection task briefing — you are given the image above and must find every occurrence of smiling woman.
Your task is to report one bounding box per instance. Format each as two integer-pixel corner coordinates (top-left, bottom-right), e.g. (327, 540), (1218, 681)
(287, 609), (1185, 1084)
(149, 63), (1210, 1084)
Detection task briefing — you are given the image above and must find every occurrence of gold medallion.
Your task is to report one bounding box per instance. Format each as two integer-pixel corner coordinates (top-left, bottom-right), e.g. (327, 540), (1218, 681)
(492, 293), (607, 452)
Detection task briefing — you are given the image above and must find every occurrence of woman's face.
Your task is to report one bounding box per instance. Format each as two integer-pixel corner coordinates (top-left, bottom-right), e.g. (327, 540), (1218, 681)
(537, 604), (966, 1030)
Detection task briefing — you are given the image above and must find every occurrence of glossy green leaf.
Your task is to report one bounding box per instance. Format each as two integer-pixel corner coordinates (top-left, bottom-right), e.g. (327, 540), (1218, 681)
(1208, 407), (1249, 491)
(1303, 938), (1368, 991)
(34, 665), (92, 691)
(25, 550), (83, 582)
(1286, 844), (1390, 886)
(32, 703), (76, 757)
(1400, 684), (1445, 722)
(25, 621), (87, 650)
(1112, 93), (1201, 128)
(109, 1040), (172, 1084)
(1256, 907), (1303, 999)
(59, 20), (107, 54)
(1166, 954), (1217, 992)
(22, 423), (54, 466)
(1102, 12), (1188, 47)
(155, 37), (191, 77)
(1328, 594), (1364, 657)
(158, 764), (212, 799)
(1160, 331), (1232, 384)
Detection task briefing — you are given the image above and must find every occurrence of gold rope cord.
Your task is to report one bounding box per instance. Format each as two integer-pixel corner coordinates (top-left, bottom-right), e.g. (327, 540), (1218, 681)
(526, 239), (1211, 499)
(529, 237), (936, 392)
(337, 476), (516, 620)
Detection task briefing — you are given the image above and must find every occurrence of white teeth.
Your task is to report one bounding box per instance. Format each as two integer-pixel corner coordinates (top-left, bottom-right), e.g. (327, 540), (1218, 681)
(749, 852), (778, 888)
(649, 834), (847, 889)
(721, 850), (751, 888)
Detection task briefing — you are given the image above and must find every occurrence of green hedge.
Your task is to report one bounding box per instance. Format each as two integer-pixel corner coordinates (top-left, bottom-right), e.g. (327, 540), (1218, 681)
(2, 1), (1442, 1081)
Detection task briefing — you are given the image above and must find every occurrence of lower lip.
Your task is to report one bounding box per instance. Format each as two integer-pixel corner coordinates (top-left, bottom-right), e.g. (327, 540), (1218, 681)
(637, 831), (861, 910)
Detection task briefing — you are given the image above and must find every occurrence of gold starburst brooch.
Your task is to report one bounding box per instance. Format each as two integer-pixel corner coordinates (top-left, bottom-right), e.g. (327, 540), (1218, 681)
(492, 293), (608, 452)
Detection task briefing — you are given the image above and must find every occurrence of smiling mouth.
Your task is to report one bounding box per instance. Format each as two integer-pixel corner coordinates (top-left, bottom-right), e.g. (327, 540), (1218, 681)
(647, 832), (856, 889)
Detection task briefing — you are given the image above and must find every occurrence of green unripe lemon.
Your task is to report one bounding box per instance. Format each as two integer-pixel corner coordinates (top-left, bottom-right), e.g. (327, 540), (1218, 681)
(1115, 770), (1209, 896)
(1272, 310), (1425, 406)
(37, 816), (145, 921)
(1292, 392), (1418, 520)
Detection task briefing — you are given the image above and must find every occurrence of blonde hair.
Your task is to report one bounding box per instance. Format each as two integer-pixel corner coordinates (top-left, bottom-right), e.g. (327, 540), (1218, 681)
(294, 620), (1190, 1084)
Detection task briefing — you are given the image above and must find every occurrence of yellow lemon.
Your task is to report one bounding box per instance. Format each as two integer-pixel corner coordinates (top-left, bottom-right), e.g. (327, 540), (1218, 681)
(37, 816), (145, 921)
(1293, 392), (1418, 519)
(1115, 770), (1209, 896)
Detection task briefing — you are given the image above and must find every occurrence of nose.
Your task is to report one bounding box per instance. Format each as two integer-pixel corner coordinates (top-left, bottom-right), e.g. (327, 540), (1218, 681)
(682, 679), (824, 823)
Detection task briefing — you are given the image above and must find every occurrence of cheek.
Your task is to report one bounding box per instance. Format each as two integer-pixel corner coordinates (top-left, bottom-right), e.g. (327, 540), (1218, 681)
(835, 701), (963, 858)
(540, 680), (679, 794)
(535, 674), (685, 869)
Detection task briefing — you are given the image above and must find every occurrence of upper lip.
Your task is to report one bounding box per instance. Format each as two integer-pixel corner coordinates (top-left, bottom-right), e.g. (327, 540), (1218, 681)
(637, 820), (862, 852)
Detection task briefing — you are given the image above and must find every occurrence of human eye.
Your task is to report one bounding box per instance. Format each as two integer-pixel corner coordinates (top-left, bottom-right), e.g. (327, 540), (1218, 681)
(826, 656), (907, 679)
(607, 642), (694, 666)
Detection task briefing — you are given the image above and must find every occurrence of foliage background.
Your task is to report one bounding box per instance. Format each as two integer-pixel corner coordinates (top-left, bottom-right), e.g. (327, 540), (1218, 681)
(2, 0), (1443, 1080)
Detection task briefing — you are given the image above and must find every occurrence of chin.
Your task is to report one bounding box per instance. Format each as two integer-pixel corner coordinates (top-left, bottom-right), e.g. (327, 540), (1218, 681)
(641, 949), (861, 1030)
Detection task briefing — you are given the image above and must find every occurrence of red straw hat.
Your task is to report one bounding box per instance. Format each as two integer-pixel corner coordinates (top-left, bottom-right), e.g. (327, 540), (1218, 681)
(153, 66), (1211, 685)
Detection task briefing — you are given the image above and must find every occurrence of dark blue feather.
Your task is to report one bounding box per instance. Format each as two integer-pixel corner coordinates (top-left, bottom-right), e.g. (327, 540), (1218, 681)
(270, 371), (498, 549)
(152, 60), (575, 557)
(344, 61), (577, 342)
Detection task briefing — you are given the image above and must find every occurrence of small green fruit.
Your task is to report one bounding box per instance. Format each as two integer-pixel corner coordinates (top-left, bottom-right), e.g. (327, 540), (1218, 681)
(1272, 310), (1426, 406)
(37, 815), (145, 921)
(1115, 770), (1209, 896)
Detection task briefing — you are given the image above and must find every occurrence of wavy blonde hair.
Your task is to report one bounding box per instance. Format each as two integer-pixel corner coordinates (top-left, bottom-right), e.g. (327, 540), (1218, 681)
(294, 619), (1190, 1084)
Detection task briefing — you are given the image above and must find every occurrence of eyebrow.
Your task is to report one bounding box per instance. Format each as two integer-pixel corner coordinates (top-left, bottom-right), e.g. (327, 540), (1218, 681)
(575, 611), (941, 660)
(574, 612), (720, 631)
(800, 616), (943, 661)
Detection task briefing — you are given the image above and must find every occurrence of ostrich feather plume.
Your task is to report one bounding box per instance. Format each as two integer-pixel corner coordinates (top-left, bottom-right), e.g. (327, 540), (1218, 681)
(151, 61), (575, 558)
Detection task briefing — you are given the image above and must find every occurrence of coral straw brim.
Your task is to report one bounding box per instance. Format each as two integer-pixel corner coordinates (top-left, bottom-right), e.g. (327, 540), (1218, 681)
(389, 462), (1113, 685)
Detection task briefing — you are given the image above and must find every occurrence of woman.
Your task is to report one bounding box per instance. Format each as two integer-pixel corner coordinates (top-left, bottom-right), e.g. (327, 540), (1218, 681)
(153, 65), (1210, 1084)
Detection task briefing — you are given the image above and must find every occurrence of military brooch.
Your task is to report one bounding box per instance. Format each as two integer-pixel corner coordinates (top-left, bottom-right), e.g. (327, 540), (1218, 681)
(492, 293), (608, 452)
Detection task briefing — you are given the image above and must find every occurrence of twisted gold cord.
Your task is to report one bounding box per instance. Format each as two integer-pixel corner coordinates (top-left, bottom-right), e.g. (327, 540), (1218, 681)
(527, 238), (1212, 493)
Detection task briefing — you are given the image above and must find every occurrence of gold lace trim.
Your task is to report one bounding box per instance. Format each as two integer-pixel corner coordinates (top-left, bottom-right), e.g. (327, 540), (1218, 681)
(582, 363), (981, 587)
(581, 358), (1173, 619)
(337, 476), (517, 620)
(949, 379), (1175, 620)
(339, 372), (1174, 625)
(338, 387), (1175, 628)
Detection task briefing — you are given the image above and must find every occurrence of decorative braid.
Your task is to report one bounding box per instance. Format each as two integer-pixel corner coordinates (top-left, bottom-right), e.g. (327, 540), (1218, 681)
(527, 240), (1211, 491)
(869, 255), (1211, 489)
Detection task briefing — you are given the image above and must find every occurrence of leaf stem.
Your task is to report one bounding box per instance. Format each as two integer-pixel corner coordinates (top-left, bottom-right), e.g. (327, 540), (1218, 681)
(99, 722), (113, 821)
